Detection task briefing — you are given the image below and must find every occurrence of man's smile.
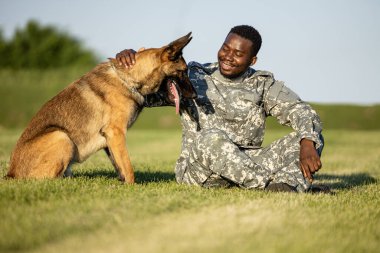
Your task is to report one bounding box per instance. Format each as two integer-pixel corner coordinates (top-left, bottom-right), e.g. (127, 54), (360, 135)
(220, 60), (236, 71)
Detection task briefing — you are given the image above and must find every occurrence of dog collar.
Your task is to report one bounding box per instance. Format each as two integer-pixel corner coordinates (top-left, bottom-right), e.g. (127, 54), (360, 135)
(127, 86), (145, 106)
(110, 63), (145, 106)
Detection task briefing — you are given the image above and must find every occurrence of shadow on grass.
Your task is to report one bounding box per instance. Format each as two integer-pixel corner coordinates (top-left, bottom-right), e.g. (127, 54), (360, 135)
(135, 171), (175, 183)
(75, 169), (175, 183)
(314, 172), (377, 189)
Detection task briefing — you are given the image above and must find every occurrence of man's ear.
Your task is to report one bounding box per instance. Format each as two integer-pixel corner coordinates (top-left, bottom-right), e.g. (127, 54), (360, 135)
(162, 32), (192, 60)
(250, 56), (257, 66)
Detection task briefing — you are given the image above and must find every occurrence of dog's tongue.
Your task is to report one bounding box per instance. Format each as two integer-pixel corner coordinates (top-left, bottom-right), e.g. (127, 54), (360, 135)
(169, 81), (180, 114)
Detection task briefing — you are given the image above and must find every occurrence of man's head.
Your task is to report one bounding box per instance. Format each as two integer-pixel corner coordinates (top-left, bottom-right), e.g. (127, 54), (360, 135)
(218, 25), (262, 78)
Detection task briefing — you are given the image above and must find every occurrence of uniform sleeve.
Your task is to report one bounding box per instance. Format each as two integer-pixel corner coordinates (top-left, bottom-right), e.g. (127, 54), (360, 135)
(263, 79), (323, 149)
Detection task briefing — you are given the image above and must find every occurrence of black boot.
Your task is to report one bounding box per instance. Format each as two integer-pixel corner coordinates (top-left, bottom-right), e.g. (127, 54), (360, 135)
(265, 182), (297, 192)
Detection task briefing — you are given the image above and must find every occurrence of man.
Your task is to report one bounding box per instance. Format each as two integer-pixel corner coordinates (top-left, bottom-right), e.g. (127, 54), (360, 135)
(116, 25), (324, 192)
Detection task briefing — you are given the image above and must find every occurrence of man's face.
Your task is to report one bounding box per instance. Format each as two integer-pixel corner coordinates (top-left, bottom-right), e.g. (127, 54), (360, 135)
(217, 33), (257, 78)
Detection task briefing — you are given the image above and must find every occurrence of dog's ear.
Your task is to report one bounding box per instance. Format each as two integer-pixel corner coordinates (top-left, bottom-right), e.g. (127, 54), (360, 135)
(162, 32), (192, 60)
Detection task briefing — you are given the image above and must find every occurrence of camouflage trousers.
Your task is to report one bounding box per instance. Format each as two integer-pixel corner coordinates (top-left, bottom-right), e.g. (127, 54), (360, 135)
(181, 129), (324, 192)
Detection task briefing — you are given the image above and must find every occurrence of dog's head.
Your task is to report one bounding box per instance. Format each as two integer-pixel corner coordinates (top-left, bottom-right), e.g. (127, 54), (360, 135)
(109, 33), (197, 101)
(159, 32), (197, 99)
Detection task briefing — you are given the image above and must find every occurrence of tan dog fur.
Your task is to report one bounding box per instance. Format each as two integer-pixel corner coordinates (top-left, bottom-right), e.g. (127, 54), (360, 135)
(7, 33), (195, 183)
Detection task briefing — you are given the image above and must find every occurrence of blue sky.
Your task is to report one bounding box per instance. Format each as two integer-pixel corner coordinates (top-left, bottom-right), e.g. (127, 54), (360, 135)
(1, 0), (379, 104)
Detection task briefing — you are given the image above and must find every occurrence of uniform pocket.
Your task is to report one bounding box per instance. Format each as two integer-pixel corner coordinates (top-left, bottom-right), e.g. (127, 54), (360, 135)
(224, 88), (263, 121)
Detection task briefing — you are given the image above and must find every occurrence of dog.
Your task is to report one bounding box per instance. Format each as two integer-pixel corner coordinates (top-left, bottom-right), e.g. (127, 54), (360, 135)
(7, 33), (196, 183)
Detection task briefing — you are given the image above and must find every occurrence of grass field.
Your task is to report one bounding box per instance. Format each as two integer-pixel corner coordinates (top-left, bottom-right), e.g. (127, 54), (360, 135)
(0, 67), (379, 252)
(0, 128), (379, 253)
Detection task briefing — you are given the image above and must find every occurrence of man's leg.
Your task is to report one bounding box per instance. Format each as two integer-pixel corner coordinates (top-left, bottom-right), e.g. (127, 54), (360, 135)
(183, 128), (271, 189)
(245, 132), (324, 192)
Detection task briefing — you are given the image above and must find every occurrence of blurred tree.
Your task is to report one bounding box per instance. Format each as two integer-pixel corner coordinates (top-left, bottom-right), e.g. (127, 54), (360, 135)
(0, 20), (99, 69)
(0, 29), (10, 66)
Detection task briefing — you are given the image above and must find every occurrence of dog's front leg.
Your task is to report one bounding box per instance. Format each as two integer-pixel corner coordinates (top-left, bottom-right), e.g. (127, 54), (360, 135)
(103, 126), (134, 183)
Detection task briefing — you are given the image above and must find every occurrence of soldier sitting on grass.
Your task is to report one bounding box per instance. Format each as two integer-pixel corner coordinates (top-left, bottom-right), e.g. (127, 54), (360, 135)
(116, 25), (327, 193)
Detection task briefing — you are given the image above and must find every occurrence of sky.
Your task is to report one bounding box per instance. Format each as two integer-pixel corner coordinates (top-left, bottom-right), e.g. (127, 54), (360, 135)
(0, 0), (379, 104)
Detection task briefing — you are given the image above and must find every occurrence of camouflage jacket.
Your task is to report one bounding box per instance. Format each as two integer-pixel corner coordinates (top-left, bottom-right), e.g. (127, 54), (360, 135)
(145, 61), (323, 182)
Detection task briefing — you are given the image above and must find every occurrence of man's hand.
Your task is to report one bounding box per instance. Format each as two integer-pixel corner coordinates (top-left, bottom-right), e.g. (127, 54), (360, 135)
(300, 138), (322, 182)
(115, 48), (145, 68)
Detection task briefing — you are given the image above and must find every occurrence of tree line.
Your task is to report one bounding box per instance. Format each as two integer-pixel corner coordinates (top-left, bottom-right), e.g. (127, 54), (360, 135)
(0, 20), (98, 69)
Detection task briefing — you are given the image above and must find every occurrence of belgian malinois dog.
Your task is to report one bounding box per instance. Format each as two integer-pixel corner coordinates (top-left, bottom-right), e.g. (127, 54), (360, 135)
(7, 33), (196, 183)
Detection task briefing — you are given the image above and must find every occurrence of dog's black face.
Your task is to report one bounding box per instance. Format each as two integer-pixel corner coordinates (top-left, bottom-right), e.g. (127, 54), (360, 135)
(168, 73), (197, 99)
(158, 76), (195, 102)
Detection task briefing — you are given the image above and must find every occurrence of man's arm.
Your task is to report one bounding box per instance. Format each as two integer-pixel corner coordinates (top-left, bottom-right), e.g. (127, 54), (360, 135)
(263, 79), (323, 182)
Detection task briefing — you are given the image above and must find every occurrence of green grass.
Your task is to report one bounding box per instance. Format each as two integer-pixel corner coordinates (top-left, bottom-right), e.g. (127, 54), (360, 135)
(0, 128), (379, 253)
(0, 67), (379, 252)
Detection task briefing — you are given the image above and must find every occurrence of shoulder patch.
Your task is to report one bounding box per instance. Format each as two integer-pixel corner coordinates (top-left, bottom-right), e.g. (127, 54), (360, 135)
(188, 61), (204, 69)
(188, 61), (217, 75)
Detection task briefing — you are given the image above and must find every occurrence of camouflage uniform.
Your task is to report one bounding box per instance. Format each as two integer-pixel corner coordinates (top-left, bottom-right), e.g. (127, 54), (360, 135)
(145, 62), (324, 192)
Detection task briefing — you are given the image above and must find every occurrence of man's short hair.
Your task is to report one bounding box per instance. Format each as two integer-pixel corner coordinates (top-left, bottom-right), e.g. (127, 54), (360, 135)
(229, 25), (262, 56)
